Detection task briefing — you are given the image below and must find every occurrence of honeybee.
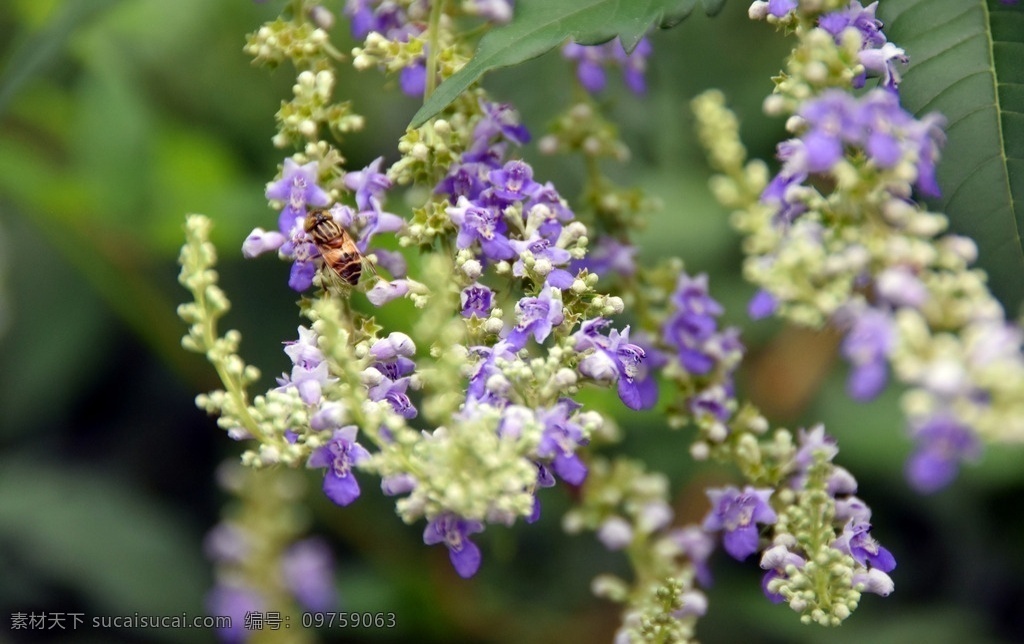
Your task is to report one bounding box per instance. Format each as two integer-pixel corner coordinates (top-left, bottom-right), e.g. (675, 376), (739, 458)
(304, 208), (374, 286)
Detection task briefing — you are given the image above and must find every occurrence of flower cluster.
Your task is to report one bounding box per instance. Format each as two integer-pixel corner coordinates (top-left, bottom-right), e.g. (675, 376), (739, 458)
(204, 463), (339, 640)
(753, 1), (907, 91)
(178, 0), (915, 639)
(695, 2), (1024, 497)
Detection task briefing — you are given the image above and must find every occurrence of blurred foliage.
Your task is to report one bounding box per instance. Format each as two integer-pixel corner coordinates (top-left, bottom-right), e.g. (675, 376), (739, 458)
(0, 0), (1022, 642)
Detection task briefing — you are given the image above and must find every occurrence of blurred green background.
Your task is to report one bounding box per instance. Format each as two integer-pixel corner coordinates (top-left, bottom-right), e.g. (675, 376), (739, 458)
(2, 0), (1023, 642)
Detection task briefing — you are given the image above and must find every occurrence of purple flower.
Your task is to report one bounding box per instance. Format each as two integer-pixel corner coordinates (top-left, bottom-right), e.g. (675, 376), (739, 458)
(367, 333), (418, 418)
(447, 196), (516, 260)
(672, 525), (716, 588)
(759, 544), (806, 603)
(831, 519), (896, 572)
(367, 279), (411, 306)
(818, 1), (886, 48)
(572, 318), (658, 410)
(488, 160), (541, 203)
(461, 283), (494, 317)
(281, 538), (338, 612)
(307, 425), (371, 506)
(747, 289), (778, 320)
(905, 414), (982, 493)
(343, 157), (392, 212)
(571, 236), (636, 278)
(399, 61), (426, 96)
(423, 513), (485, 578)
(467, 341), (516, 406)
(562, 37), (652, 95)
(841, 308), (894, 401)
(767, 0), (797, 18)
(246, 158), (335, 291)
(345, 0), (416, 40)
(664, 272), (734, 376)
(536, 400), (588, 484)
(266, 158), (331, 232)
(474, 100), (530, 146)
(510, 233), (573, 287)
(436, 162), (488, 201)
(277, 327), (335, 405)
(205, 585), (264, 642)
(242, 228), (285, 258)
(506, 285), (564, 349)
(702, 486), (778, 561)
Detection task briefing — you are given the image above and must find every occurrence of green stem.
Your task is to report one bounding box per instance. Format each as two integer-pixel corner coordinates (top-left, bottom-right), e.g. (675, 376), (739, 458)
(424, 0), (446, 100)
(198, 291), (265, 442)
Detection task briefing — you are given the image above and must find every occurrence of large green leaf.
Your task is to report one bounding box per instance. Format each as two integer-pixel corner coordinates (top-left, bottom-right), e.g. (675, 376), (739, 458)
(410, 0), (726, 128)
(879, 0), (1024, 315)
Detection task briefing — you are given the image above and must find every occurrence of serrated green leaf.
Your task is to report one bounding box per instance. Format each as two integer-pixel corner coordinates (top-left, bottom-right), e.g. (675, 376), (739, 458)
(879, 0), (1024, 315)
(410, 0), (721, 128)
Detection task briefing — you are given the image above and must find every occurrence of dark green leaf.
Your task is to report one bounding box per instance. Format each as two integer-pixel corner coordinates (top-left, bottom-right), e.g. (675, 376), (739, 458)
(879, 0), (1024, 315)
(410, 0), (721, 128)
(0, 459), (208, 623)
(0, 0), (122, 117)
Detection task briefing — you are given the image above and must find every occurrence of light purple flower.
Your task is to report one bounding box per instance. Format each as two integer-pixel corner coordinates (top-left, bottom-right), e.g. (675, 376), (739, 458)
(702, 486), (777, 561)
(747, 289), (778, 320)
(488, 160), (541, 203)
(831, 519), (896, 572)
(266, 158), (331, 232)
(506, 285), (564, 349)
(841, 308), (894, 401)
(367, 279), (410, 306)
(399, 61), (426, 96)
(461, 283), (494, 317)
(672, 525), (716, 588)
(277, 327), (335, 405)
(905, 414), (982, 493)
(536, 400), (588, 484)
(759, 544), (806, 603)
(562, 37), (652, 95)
(472, 0), (515, 22)
(474, 100), (530, 146)
(767, 0), (798, 18)
(281, 538), (338, 612)
(242, 228), (285, 258)
(343, 157), (392, 212)
(447, 196), (516, 260)
(663, 272), (733, 376)
(571, 236), (636, 278)
(423, 513), (485, 578)
(206, 585), (264, 643)
(572, 318), (658, 410)
(510, 233), (573, 287)
(307, 425), (371, 506)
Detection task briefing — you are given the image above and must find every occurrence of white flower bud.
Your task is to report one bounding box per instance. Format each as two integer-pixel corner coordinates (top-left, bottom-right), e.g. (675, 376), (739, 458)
(461, 259), (482, 280)
(748, 1), (769, 20)
(484, 317), (505, 335)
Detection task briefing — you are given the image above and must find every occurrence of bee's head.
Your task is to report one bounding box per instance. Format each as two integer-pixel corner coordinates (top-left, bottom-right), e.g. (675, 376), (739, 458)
(304, 208), (329, 232)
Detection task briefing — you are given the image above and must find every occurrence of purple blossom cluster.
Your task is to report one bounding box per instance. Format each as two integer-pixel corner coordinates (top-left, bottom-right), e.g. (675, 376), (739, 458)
(701, 426), (895, 602)
(562, 37), (653, 95)
(366, 332), (419, 420)
(763, 89), (946, 226)
(758, 1), (906, 91)
(663, 272), (743, 429)
(816, 1), (906, 91)
(344, 0), (427, 96)
(205, 527), (338, 639)
(243, 156), (402, 292)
